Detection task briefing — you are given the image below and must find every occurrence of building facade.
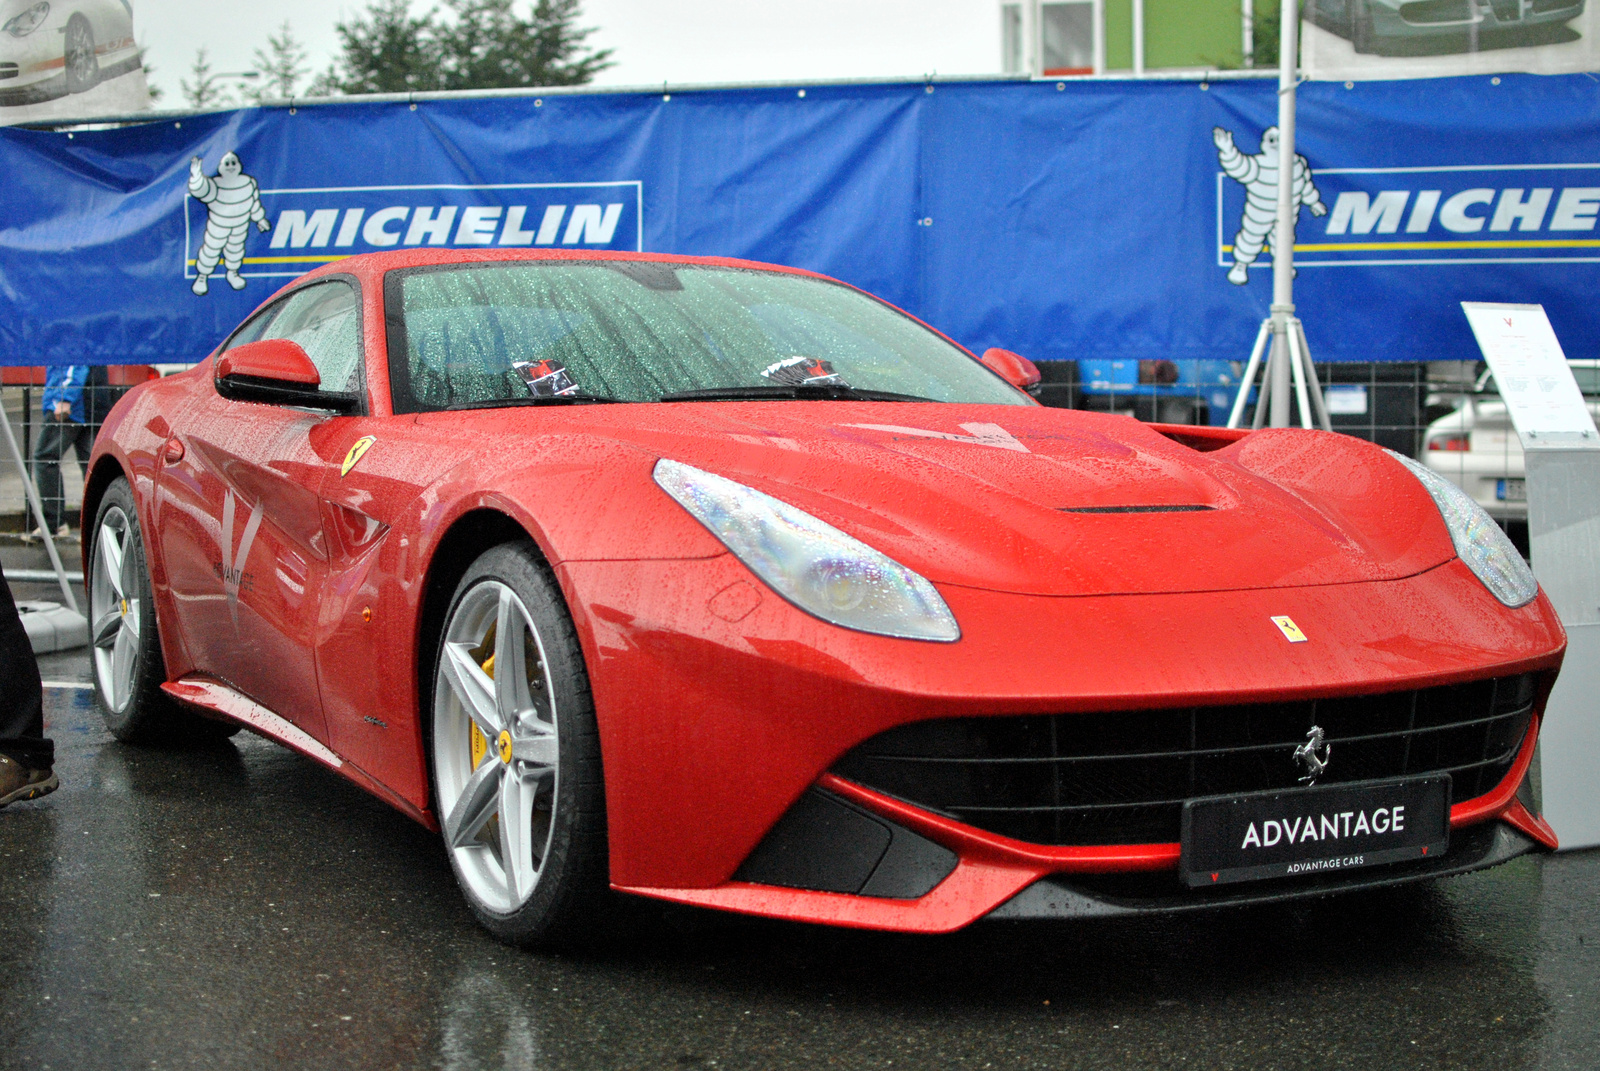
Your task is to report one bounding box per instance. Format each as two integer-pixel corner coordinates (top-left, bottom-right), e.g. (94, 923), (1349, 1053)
(1001, 0), (1276, 76)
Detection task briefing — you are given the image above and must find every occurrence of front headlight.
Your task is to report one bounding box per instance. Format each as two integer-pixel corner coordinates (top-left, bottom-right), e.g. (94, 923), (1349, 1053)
(653, 459), (960, 642)
(1388, 451), (1538, 608)
(4, 2), (49, 37)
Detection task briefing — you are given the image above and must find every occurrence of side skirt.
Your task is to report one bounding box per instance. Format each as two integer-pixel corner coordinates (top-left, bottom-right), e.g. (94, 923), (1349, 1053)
(161, 675), (437, 828)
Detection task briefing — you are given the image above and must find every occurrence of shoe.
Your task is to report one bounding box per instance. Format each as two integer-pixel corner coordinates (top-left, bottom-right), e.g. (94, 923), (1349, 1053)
(54, 524), (72, 541)
(0, 754), (58, 809)
(192, 274), (209, 295)
(226, 270), (247, 291)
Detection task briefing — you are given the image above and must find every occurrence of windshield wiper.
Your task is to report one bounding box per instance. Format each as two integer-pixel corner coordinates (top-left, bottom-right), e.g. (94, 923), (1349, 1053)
(657, 384), (934, 403)
(442, 392), (625, 411)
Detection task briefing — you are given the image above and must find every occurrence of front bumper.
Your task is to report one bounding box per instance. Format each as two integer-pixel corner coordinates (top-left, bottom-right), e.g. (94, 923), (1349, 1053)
(565, 550), (1564, 930)
(620, 715), (1553, 932)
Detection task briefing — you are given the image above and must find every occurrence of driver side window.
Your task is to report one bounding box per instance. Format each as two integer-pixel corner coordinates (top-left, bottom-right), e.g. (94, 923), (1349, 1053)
(257, 281), (364, 396)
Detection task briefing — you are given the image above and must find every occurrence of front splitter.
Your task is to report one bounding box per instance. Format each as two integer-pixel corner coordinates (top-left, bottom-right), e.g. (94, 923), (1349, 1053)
(987, 820), (1537, 920)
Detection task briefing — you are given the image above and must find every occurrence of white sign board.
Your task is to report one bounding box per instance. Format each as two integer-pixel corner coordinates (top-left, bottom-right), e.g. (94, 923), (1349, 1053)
(1461, 302), (1599, 450)
(1303, 8), (1600, 83)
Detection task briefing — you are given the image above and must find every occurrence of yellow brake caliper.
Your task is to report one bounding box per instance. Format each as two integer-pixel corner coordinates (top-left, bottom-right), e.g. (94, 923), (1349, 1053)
(469, 653), (496, 768)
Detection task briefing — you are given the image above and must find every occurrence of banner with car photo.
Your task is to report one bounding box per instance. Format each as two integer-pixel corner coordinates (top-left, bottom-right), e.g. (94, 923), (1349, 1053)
(0, 73), (1597, 373)
(1302, 0), (1600, 81)
(0, 0), (150, 125)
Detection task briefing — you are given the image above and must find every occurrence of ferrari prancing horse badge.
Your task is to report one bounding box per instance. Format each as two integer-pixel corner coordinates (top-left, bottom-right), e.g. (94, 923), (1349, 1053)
(341, 435), (377, 477)
(1271, 615), (1308, 643)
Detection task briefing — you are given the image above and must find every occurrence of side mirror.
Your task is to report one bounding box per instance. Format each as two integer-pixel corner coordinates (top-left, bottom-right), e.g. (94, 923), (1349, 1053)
(980, 348), (1042, 397)
(215, 339), (356, 412)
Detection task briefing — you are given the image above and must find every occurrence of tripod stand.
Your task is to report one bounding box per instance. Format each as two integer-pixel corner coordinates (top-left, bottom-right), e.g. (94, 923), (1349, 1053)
(1227, 307), (1331, 431)
(1224, 1), (1332, 434)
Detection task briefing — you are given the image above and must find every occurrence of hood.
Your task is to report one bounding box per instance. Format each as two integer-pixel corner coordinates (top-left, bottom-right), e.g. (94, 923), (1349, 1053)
(438, 402), (1457, 598)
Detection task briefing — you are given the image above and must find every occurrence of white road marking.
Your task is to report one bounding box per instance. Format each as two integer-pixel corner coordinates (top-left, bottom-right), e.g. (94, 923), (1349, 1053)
(41, 681), (94, 690)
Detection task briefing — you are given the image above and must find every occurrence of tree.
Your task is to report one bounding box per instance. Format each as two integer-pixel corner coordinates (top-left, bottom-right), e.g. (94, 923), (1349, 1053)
(243, 21), (310, 103)
(315, 0), (611, 96)
(180, 48), (232, 110)
(137, 44), (163, 102)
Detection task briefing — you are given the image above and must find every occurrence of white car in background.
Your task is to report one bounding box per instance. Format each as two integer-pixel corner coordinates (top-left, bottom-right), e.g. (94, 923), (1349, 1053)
(1423, 362), (1600, 521)
(0, 0), (140, 107)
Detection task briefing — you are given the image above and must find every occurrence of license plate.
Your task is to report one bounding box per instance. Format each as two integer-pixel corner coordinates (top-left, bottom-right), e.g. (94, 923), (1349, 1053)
(1497, 478), (1526, 502)
(1179, 775), (1450, 888)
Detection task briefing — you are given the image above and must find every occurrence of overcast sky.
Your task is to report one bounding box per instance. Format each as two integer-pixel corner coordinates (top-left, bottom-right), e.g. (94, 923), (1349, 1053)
(136, 0), (1003, 103)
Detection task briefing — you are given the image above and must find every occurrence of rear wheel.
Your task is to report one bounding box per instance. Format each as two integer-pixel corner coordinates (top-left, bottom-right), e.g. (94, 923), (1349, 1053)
(431, 542), (609, 947)
(89, 478), (233, 743)
(63, 16), (98, 94)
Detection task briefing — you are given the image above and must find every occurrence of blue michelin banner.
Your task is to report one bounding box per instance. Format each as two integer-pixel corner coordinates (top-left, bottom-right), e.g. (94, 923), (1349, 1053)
(0, 73), (1597, 367)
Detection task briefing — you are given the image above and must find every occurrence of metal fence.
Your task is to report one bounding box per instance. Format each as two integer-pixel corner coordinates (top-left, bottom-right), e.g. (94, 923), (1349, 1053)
(1, 370), (154, 540)
(1033, 356), (1530, 555)
(2, 358), (1523, 552)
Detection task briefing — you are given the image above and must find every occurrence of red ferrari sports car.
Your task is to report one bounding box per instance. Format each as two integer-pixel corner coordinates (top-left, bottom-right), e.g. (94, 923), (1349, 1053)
(84, 249), (1564, 946)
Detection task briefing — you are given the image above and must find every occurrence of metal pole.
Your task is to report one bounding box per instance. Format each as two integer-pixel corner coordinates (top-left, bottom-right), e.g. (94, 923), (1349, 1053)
(1268, 327), (1292, 427)
(1093, 0), (1107, 75)
(0, 397), (79, 612)
(1228, 319), (1273, 428)
(1268, 0), (1299, 428)
(1243, 0), (1255, 68)
(1296, 319), (1333, 431)
(1287, 319), (1314, 429)
(1133, 0), (1146, 76)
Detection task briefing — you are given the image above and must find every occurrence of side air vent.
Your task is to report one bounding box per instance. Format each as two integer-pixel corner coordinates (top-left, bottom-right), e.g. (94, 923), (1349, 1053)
(734, 788), (958, 899)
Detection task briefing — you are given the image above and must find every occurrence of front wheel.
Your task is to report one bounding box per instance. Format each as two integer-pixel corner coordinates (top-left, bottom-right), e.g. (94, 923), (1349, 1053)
(431, 542), (609, 947)
(63, 16), (99, 94)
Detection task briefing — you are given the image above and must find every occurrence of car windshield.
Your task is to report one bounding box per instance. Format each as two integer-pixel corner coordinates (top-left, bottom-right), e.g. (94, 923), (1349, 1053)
(384, 262), (1030, 411)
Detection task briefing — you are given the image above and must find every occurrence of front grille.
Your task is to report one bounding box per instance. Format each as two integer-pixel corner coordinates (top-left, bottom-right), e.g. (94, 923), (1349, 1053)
(1530, 0), (1579, 12)
(1489, 0), (1523, 19)
(1399, 0), (1473, 24)
(832, 674), (1536, 846)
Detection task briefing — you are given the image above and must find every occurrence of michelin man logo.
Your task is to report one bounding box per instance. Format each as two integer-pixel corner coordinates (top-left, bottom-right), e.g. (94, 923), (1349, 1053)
(1213, 126), (1327, 285)
(188, 151), (270, 295)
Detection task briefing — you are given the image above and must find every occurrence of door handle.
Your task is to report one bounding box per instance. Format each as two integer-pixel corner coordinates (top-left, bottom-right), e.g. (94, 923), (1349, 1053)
(162, 437), (185, 463)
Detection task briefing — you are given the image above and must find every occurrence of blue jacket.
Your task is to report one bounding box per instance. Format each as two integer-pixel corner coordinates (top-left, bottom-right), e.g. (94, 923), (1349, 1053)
(41, 365), (87, 424)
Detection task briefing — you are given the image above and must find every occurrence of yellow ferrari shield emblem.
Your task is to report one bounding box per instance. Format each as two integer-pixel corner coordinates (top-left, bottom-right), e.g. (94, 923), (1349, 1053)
(340, 435), (377, 477)
(1271, 616), (1308, 643)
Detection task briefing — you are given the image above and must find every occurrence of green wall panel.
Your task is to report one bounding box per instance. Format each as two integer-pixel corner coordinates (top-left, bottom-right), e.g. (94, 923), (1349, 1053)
(1101, 0), (1278, 71)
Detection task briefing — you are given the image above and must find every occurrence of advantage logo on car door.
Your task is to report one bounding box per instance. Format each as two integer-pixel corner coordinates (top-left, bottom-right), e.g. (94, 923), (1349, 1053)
(213, 489), (263, 627)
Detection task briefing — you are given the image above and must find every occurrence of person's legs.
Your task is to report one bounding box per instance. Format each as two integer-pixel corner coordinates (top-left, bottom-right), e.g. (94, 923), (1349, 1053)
(30, 419), (70, 533)
(0, 575), (56, 807)
(64, 421), (92, 531)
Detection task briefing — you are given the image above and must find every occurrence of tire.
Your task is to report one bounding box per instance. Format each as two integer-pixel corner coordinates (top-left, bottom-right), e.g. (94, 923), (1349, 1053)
(430, 542), (609, 948)
(89, 478), (235, 743)
(63, 17), (99, 94)
(1350, 0), (1376, 53)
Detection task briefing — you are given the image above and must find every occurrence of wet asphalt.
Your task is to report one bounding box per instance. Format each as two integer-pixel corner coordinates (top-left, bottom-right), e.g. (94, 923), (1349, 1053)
(2, 613), (1598, 1071)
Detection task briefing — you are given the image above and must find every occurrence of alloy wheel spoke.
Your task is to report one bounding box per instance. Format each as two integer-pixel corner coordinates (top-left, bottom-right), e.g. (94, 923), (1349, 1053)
(92, 610), (121, 649)
(445, 758), (504, 849)
(511, 730), (558, 770)
(124, 598), (141, 639)
(442, 640), (503, 740)
(493, 587), (532, 727)
(110, 627), (135, 709)
(100, 525), (126, 601)
(498, 771), (535, 901)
